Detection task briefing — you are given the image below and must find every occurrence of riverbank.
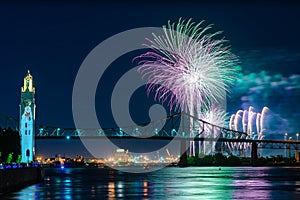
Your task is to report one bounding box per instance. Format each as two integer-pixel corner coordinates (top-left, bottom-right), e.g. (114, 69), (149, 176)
(187, 153), (300, 167)
(0, 166), (44, 195)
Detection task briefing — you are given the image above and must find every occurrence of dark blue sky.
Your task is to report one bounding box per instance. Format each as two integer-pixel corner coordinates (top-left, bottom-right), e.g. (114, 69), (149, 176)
(1, 1), (299, 126)
(0, 2), (300, 157)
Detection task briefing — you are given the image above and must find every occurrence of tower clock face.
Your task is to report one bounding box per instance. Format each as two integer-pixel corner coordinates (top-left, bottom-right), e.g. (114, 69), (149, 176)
(23, 99), (32, 106)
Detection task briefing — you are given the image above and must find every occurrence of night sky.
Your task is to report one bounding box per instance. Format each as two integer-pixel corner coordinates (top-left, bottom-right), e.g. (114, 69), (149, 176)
(0, 1), (300, 157)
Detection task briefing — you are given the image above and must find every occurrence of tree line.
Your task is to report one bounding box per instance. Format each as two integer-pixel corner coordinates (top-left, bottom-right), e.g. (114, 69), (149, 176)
(0, 127), (21, 163)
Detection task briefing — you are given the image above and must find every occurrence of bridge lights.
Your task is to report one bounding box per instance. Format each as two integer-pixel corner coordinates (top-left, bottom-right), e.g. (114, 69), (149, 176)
(57, 128), (61, 136)
(135, 128), (139, 136)
(171, 129), (176, 136)
(296, 133), (299, 141)
(119, 128), (123, 136)
(66, 136), (70, 140)
(39, 128), (44, 135)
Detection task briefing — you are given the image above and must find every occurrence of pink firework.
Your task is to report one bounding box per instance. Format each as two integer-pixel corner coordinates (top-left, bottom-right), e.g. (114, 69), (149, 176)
(136, 18), (239, 113)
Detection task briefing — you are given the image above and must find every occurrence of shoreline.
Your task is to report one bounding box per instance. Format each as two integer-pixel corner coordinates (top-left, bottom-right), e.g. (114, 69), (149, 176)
(0, 166), (44, 195)
(40, 163), (300, 169)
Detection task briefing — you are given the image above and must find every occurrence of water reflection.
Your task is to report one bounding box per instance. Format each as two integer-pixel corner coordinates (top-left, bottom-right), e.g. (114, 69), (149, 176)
(3, 167), (300, 199)
(107, 179), (148, 199)
(232, 168), (271, 199)
(143, 181), (148, 197)
(108, 182), (115, 199)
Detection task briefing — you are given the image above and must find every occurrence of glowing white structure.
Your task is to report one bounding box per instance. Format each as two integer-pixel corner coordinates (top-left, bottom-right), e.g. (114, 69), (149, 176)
(19, 70), (36, 163)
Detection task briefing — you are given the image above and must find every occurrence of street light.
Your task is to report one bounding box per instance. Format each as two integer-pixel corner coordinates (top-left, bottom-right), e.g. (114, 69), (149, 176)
(284, 133), (288, 158)
(284, 133), (287, 140)
(296, 133), (300, 162)
(288, 137), (292, 158)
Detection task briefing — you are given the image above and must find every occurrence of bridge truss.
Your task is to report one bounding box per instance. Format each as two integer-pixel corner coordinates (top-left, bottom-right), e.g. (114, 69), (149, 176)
(2, 112), (299, 152)
(35, 112), (247, 139)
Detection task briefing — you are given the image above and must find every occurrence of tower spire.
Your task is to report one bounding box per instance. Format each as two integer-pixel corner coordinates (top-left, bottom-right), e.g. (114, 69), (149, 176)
(22, 69), (35, 93)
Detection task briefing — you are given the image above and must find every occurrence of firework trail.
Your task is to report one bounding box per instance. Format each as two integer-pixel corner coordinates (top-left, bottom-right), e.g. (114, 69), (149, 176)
(229, 114), (235, 133)
(242, 110), (247, 133)
(256, 113), (261, 134)
(248, 112), (256, 137)
(136, 18), (239, 156)
(234, 110), (243, 131)
(260, 106), (269, 139)
(247, 106), (255, 136)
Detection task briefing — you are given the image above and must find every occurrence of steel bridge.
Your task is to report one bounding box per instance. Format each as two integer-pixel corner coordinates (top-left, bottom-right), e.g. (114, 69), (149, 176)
(1, 112), (299, 166)
(35, 112), (248, 138)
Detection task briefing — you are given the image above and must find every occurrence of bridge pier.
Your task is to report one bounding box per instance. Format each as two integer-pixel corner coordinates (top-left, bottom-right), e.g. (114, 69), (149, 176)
(179, 139), (188, 167)
(251, 142), (258, 166)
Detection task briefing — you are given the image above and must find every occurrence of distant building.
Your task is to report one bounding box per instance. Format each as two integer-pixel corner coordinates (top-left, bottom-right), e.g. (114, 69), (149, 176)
(19, 70), (36, 163)
(114, 149), (129, 163)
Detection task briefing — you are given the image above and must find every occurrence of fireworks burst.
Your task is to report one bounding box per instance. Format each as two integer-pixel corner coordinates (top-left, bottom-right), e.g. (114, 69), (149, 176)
(198, 107), (227, 155)
(201, 107), (227, 129)
(228, 106), (270, 155)
(230, 106), (269, 140)
(136, 18), (240, 114)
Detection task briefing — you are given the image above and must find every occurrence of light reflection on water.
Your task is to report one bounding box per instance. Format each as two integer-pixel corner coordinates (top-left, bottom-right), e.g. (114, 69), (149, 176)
(3, 167), (300, 199)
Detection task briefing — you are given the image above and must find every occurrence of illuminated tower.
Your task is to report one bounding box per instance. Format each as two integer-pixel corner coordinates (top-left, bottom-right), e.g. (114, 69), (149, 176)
(19, 70), (36, 163)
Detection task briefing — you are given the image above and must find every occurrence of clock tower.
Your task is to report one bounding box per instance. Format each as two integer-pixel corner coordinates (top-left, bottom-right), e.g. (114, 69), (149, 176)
(19, 70), (36, 163)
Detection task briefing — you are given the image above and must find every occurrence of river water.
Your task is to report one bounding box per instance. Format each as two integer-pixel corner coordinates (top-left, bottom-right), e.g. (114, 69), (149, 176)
(3, 166), (300, 199)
